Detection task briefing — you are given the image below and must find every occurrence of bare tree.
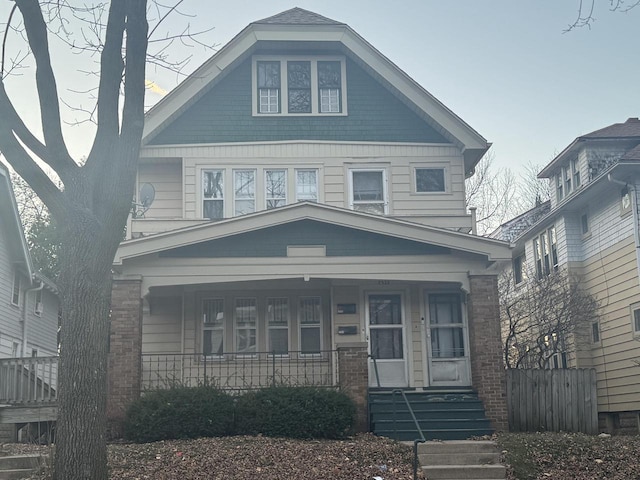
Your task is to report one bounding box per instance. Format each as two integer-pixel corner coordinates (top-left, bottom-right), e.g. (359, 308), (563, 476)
(565, 0), (639, 31)
(0, 2), (210, 479)
(465, 151), (524, 235)
(519, 161), (551, 210)
(500, 268), (599, 369)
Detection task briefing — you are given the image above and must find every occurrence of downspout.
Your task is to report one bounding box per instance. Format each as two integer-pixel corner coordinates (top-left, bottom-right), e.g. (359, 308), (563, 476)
(22, 279), (44, 356)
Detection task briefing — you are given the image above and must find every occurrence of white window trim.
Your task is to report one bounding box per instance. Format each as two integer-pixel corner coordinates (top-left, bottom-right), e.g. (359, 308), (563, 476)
(425, 292), (469, 360)
(265, 169), (288, 210)
(580, 211), (591, 238)
(34, 289), (43, 317)
(411, 164), (450, 195)
(266, 297), (290, 357)
(202, 298), (225, 358)
(630, 303), (640, 338)
(298, 296), (323, 356)
(252, 55), (348, 117)
(233, 169), (257, 217)
(201, 168), (225, 221)
(295, 168), (319, 203)
(591, 320), (601, 345)
(348, 168), (389, 214)
(234, 297), (258, 357)
(10, 270), (20, 307)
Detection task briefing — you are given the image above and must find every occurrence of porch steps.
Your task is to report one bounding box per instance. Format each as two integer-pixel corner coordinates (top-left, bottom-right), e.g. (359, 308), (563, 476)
(369, 390), (493, 441)
(417, 441), (505, 479)
(0, 454), (47, 480)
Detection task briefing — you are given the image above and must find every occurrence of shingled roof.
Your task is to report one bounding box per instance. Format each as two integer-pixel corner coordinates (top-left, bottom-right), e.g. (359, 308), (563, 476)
(583, 117), (640, 139)
(622, 143), (640, 161)
(254, 7), (343, 26)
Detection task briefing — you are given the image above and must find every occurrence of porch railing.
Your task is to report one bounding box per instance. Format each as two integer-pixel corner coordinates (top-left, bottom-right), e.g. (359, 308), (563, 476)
(0, 356), (58, 404)
(141, 350), (338, 392)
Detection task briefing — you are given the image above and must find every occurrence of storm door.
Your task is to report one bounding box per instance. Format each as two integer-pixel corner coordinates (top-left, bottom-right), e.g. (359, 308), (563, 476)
(367, 294), (408, 387)
(426, 293), (471, 386)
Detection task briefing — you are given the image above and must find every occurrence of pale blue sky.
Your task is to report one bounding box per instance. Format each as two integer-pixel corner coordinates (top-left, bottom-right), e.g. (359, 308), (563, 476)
(2, 1), (638, 173)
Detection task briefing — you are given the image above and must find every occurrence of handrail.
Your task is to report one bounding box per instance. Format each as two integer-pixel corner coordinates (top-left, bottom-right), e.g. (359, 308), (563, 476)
(392, 388), (426, 480)
(368, 353), (381, 388)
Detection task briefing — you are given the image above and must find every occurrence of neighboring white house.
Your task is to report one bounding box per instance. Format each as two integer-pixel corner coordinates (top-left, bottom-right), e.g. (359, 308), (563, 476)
(498, 118), (640, 434)
(107, 8), (511, 435)
(0, 163), (58, 359)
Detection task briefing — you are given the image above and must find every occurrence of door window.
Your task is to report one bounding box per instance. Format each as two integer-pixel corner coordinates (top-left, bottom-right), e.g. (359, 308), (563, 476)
(369, 294), (403, 359)
(428, 293), (465, 358)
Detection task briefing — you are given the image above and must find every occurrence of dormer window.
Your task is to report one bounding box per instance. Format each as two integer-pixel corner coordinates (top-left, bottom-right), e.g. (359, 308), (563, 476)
(253, 56), (347, 116)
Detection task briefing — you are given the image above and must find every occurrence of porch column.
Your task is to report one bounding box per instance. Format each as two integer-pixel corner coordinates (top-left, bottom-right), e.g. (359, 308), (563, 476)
(467, 274), (508, 432)
(337, 342), (368, 432)
(107, 275), (143, 438)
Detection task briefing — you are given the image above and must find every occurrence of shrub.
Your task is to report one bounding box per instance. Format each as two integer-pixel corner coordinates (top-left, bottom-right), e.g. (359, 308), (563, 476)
(124, 385), (234, 443)
(235, 386), (355, 439)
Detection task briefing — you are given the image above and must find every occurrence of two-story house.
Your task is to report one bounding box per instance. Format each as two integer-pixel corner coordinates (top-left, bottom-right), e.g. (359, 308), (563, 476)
(107, 8), (511, 436)
(502, 118), (640, 434)
(0, 163), (58, 359)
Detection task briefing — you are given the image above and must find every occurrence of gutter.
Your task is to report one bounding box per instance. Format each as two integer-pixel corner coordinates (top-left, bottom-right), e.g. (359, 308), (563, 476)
(21, 279), (44, 356)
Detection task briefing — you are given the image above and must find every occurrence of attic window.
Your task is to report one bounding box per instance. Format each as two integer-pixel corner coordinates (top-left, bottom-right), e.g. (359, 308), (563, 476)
(253, 56), (347, 116)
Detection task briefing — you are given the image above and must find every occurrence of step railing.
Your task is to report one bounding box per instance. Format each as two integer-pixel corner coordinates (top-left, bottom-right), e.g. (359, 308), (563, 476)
(391, 389), (426, 480)
(0, 356), (58, 404)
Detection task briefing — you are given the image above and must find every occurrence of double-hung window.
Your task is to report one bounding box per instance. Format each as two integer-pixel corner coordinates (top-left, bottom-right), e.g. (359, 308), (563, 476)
(572, 158), (581, 188)
(265, 169), (287, 209)
(234, 170), (256, 216)
(267, 298), (289, 355)
(11, 270), (20, 306)
(318, 61), (341, 113)
(235, 298), (257, 355)
(295, 169), (318, 202)
(299, 297), (322, 355)
(533, 226), (558, 279)
(350, 169), (387, 214)
(287, 61), (311, 113)
(203, 299), (224, 356)
(202, 170), (224, 220)
(257, 61), (280, 114)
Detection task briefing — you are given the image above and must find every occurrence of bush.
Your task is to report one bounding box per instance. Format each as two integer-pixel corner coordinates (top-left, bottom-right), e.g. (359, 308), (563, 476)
(235, 386), (355, 439)
(124, 385), (234, 443)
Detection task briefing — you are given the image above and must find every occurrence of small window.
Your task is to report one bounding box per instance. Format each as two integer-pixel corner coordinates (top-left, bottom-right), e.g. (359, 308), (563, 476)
(556, 174), (563, 202)
(581, 213), (590, 236)
(267, 298), (289, 355)
(234, 170), (256, 216)
(351, 169), (387, 214)
(513, 254), (525, 284)
(415, 168), (445, 193)
(318, 61), (341, 113)
(631, 305), (640, 336)
(202, 170), (224, 220)
(592, 321), (600, 343)
(564, 166), (572, 195)
(287, 61), (311, 113)
(572, 158), (581, 188)
(11, 271), (20, 306)
(11, 342), (19, 358)
(265, 169), (287, 209)
(295, 169), (318, 202)
(621, 187), (632, 215)
(299, 297), (322, 355)
(31, 349), (38, 358)
(203, 299), (224, 356)
(34, 289), (43, 316)
(235, 298), (257, 355)
(257, 61), (280, 114)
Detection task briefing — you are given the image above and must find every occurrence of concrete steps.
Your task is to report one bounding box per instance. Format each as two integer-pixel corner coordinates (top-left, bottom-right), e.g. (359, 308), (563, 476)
(0, 454), (47, 480)
(418, 440), (505, 480)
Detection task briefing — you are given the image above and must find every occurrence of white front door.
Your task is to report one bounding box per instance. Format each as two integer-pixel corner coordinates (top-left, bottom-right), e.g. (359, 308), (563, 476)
(426, 293), (471, 386)
(367, 293), (408, 387)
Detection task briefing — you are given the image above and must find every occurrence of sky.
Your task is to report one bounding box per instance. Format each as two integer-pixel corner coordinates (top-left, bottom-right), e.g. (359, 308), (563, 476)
(1, 1), (638, 174)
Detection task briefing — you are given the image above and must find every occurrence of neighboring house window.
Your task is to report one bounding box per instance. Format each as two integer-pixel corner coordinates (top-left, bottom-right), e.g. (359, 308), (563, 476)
(34, 289), (43, 316)
(513, 253), (525, 284)
(234, 170), (256, 216)
(630, 304), (640, 337)
(572, 158), (581, 189)
(31, 349), (38, 358)
(550, 352), (568, 369)
(564, 165), (572, 195)
(11, 270), (20, 306)
(318, 61), (341, 113)
(203, 298), (224, 356)
(287, 61), (311, 113)
(202, 170), (224, 220)
(253, 57), (346, 116)
(11, 342), (19, 357)
(533, 226), (558, 279)
(350, 169), (387, 214)
(591, 321), (600, 343)
(267, 298), (289, 355)
(428, 293), (465, 358)
(299, 297), (322, 354)
(235, 298), (257, 355)
(295, 169), (318, 202)
(257, 61), (281, 113)
(621, 187), (632, 215)
(265, 169), (287, 209)
(415, 168), (445, 193)
(556, 174), (563, 202)
(581, 213), (590, 236)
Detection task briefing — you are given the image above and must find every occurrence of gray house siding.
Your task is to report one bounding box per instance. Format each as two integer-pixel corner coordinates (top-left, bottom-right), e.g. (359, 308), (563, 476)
(149, 57), (449, 146)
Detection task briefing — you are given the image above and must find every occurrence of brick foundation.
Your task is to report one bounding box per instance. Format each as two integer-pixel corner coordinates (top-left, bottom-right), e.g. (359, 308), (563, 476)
(599, 411), (640, 435)
(107, 276), (143, 438)
(467, 275), (508, 432)
(337, 343), (369, 432)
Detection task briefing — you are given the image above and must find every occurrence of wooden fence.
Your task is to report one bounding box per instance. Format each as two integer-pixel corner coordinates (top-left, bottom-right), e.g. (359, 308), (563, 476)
(507, 368), (598, 434)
